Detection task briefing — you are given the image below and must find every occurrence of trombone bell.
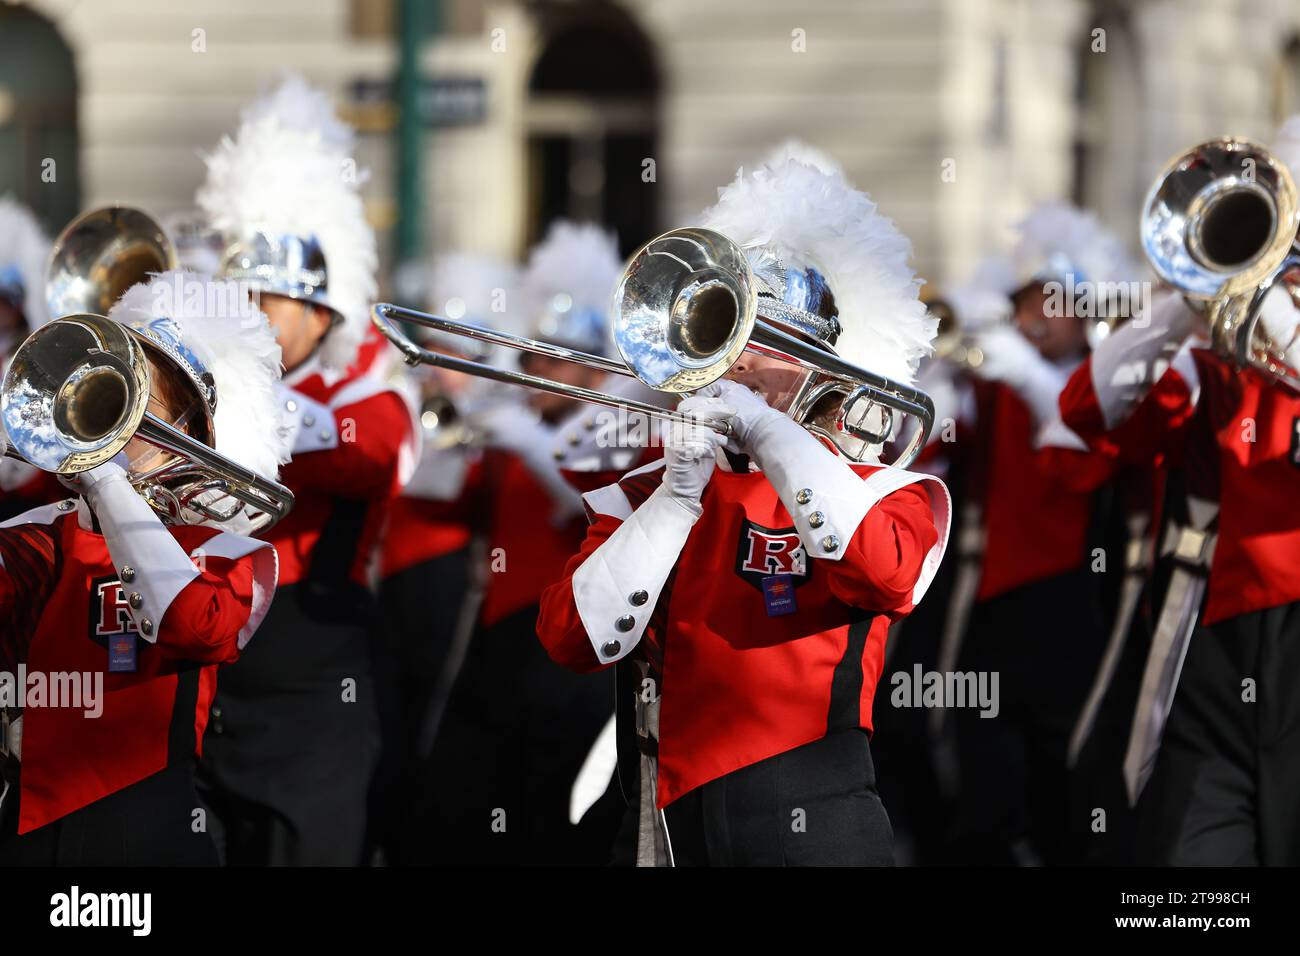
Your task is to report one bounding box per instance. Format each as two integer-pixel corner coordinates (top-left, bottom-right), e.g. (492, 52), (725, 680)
(1141, 137), (1300, 392)
(47, 205), (179, 320)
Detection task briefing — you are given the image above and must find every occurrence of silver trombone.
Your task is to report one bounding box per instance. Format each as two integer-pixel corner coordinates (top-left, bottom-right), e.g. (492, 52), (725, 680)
(373, 227), (934, 468)
(3, 313), (294, 531)
(1141, 137), (1300, 391)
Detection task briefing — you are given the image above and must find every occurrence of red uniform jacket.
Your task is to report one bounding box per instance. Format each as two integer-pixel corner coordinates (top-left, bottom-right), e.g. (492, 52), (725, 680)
(0, 501), (275, 833)
(381, 488), (476, 578)
(271, 370), (415, 588)
(960, 380), (1117, 600)
(536, 460), (944, 807)
(480, 449), (587, 628)
(1060, 348), (1300, 625)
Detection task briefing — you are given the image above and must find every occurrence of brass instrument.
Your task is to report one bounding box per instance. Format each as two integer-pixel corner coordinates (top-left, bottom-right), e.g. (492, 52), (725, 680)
(1141, 137), (1300, 391)
(47, 205), (179, 319)
(928, 299), (986, 372)
(2, 314), (293, 530)
(373, 228), (935, 467)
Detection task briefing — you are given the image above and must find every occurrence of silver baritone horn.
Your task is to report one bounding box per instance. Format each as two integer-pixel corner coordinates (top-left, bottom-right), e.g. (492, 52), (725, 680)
(1141, 137), (1300, 392)
(2, 313), (294, 531)
(372, 228), (934, 468)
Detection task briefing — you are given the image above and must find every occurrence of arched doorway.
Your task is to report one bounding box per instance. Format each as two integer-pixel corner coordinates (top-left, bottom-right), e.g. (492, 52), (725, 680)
(0, 3), (78, 232)
(526, 2), (660, 255)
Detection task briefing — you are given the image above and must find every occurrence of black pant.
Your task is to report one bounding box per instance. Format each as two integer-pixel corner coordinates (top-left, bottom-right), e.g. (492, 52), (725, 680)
(945, 570), (1108, 865)
(370, 549), (471, 864)
(663, 729), (894, 866)
(1135, 600), (1300, 866)
(407, 605), (620, 865)
(0, 762), (218, 866)
(197, 581), (380, 866)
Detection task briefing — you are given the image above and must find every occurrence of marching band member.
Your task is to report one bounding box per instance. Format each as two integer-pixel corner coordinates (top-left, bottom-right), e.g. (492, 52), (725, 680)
(193, 75), (417, 866)
(915, 202), (1136, 865)
(0, 198), (59, 520)
(536, 157), (950, 866)
(413, 221), (625, 865)
(1057, 126), (1300, 866)
(0, 274), (285, 865)
(870, 266), (1012, 864)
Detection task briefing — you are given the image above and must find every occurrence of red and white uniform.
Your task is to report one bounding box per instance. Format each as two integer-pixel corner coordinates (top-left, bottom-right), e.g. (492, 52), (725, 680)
(964, 378), (1119, 599)
(271, 362), (418, 587)
(0, 498), (275, 834)
(537, 456), (947, 806)
(1060, 329), (1300, 625)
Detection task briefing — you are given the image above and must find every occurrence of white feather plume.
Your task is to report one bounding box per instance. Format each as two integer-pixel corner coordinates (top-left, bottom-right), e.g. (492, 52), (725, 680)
(197, 74), (376, 373)
(699, 158), (933, 384)
(1272, 113), (1300, 183)
(759, 139), (847, 180)
(108, 271), (289, 482)
(0, 196), (51, 331)
(1013, 201), (1142, 292)
(430, 252), (520, 330)
(520, 221), (623, 352)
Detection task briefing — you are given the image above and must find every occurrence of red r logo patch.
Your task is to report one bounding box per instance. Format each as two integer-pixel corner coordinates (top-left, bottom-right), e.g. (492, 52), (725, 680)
(734, 520), (810, 590)
(89, 575), (138, 641)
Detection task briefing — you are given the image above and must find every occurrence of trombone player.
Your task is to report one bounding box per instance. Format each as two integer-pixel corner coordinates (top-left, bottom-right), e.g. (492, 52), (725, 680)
(193, 75), (418, 866)
(534, 155), (951, 865)
(1059, 123), (1300, 866)
(0, 272), (287, 865)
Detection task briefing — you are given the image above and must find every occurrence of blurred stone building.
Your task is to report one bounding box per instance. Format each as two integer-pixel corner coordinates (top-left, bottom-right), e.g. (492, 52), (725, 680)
(4, 0), (1300, 289)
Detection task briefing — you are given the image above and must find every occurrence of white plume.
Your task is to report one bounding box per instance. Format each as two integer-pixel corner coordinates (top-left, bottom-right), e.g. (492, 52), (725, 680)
(699, 158), (933, 384)
(108, 271), (289, 482)
(520, 221), (623, 353)
(1013, 201), (1142, 291)
(759, 139), (847, 180)
(197, 73), (376, 373)
(0, 196), (51, 331)
(430, 252), (520, 331)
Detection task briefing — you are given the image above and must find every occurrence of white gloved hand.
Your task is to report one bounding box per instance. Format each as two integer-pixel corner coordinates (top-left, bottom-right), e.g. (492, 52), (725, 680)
(698, 379), (784, 452)
(970, 324), (1046, 388)
(662, 393), (731, 511)
(970, 324), (1074, 425)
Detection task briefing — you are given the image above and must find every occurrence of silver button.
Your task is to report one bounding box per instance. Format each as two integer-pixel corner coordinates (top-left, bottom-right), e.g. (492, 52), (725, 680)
(821, 534), (840, 553)
(568, 433), (580, 446)
(128, 592), (143, 610)
(285, 399), (298, 413)
(120, 566), (135, 583)
(809, 511), (825, 529)
(602, 639), (622, 657)
(58, 499), (75, 512)
(554, 450), (566, 461)
(615, 615), (636, 632)
(795, 488), (813, 505)
(139, 618), (154, 636)
(319, 429), (331, 441)
(629, 590), (649, 607)
(303, 414), (316, 428)
(584, 416), (596, 431)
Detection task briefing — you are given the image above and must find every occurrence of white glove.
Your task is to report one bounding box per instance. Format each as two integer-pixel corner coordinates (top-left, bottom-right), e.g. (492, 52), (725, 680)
(662, 393), (731, 511)
(697, 379), (782, 453)
(472, 403), (584, 521)
(971, 325), (1073, 425)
